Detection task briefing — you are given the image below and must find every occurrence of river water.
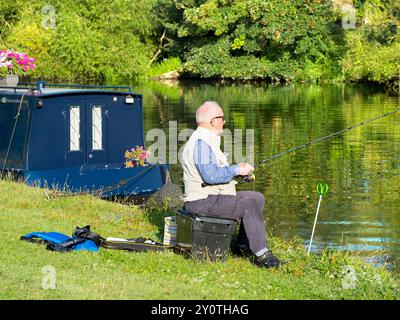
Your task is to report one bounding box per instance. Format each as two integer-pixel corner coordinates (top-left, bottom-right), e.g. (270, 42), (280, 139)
(136, 80), (400, 269)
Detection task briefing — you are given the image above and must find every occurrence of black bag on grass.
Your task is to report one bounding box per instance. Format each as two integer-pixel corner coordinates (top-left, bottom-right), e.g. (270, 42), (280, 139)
(102, 237), (173, 252)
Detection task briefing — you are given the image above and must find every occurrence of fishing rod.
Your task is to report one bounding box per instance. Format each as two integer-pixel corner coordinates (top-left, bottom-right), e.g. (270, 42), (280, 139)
(200, 108), (399, 187)
(238, 108), (400, 184)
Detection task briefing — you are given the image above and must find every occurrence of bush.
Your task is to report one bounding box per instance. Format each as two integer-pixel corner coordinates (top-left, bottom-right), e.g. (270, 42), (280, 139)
(341, 0), (400, 89)
(2, 0), (158, 82)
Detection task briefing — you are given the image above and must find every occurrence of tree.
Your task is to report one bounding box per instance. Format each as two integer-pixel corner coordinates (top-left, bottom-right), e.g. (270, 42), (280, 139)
(157, 0), (345, 81)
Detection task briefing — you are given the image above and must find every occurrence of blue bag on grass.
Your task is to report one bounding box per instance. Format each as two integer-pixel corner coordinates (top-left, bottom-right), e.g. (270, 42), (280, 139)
(21, 226), (101, 253)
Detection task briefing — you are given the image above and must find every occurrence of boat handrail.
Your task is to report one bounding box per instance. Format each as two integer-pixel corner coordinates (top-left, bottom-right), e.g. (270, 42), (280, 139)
(17, 81), (133, 92)
(0, 86), (35, 94)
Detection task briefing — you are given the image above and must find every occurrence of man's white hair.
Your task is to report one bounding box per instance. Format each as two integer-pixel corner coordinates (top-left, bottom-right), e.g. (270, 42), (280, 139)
(196, 101), (222, 124)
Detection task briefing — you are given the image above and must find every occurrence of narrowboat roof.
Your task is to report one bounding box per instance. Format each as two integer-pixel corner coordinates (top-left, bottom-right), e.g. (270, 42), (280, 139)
(0, 81), (137, 98)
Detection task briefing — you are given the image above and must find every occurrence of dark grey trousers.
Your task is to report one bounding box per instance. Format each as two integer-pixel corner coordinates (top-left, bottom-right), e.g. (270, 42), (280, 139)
(184, 191), (268, 254)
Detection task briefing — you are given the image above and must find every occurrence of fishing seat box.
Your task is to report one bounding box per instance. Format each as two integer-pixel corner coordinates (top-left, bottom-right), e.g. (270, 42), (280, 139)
(176, 209), (237, 261)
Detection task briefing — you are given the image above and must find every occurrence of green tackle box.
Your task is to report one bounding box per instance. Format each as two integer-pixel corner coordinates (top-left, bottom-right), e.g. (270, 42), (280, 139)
(176, 208), (237, 261)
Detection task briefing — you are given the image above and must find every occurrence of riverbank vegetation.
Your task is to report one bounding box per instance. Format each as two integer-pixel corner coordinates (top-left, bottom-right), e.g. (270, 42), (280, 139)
(0, 178), (399, 299)
(0, 0), (399, 90)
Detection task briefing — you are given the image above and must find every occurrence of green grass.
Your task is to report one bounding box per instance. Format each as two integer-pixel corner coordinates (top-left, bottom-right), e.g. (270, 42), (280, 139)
(0, 179), (399, 300)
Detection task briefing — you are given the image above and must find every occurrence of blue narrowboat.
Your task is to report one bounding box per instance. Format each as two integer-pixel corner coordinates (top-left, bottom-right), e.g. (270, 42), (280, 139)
(0, 81), (168, 198)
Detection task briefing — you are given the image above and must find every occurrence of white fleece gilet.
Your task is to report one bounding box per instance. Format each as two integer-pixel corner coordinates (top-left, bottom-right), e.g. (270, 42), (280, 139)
(181, 126), (236, 202)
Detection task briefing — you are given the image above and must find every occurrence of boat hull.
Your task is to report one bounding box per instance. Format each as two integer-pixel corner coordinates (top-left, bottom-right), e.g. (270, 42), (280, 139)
(16, 163), (168, 198)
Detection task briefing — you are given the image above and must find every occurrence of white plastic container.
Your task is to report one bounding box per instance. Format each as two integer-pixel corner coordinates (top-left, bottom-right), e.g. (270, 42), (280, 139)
(163, 216), (177, 245)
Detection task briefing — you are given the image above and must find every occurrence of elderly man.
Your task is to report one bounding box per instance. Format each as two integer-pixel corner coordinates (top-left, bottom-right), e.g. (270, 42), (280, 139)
(181, 101), (281, 269)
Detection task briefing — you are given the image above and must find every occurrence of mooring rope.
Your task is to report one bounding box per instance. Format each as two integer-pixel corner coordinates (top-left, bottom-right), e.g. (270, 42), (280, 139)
(1, 89), (32, 179)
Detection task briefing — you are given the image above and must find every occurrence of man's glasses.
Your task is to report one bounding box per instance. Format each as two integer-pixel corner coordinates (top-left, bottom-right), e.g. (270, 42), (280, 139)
(211, 115), (225, 123)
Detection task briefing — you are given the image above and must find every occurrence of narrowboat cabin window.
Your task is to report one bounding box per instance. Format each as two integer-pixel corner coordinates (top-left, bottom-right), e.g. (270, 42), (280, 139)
(69, 105), (80, 151)
(92, 105), (103, 150)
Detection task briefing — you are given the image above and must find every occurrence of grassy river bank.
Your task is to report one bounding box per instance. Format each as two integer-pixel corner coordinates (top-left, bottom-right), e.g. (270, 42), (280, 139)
(0, 179), (398, 300)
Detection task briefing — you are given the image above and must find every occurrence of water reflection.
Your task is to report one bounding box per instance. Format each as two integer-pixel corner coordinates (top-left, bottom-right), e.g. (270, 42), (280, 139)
(136, 81), (400, 268)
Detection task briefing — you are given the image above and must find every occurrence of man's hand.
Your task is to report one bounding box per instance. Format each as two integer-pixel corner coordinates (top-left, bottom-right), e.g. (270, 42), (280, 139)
(239, 163), (254, 176)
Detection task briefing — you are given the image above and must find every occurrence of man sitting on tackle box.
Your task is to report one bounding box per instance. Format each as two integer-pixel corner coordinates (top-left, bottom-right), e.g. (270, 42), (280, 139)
(181, 101), (281, 269)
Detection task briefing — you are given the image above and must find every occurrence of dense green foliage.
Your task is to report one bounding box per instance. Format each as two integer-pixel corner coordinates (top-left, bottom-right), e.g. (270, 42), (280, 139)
(0, 0), (398, 87)
(341, 0), (400, 91)
(1, 0), (158, 82)
(158, 0), (345, 81)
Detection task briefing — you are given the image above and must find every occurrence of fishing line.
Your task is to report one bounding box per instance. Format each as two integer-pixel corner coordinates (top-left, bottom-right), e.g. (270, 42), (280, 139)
(240, 108), (400, 183)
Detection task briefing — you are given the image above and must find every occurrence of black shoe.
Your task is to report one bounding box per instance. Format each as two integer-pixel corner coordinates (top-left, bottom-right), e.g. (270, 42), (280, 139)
(232, 244), (252, 257)
(253, 250), (281, 269)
